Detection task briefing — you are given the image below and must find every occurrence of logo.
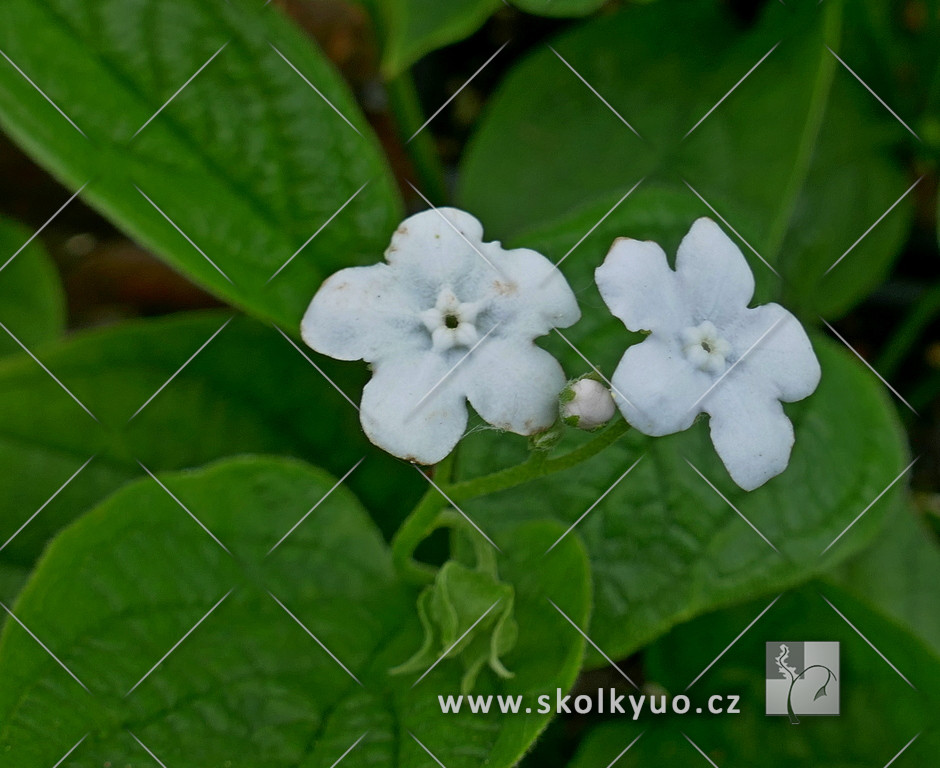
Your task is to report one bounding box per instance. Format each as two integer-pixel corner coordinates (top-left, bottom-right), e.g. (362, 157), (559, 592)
(765, 641), (839, 723)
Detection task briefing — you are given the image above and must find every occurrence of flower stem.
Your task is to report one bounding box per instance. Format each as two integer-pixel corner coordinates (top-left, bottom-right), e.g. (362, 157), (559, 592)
(385, 73), (448, 204)
(390, 419), (631, 584)
(448, 418), (631, 502)
(391, 485), (445, 586)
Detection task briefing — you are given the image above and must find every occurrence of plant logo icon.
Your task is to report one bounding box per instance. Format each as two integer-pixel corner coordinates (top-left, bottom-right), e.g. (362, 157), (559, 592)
(765, 641), (840, 722)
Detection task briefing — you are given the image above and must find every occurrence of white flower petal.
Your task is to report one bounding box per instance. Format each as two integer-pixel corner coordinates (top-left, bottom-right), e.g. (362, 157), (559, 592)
(462, 339), (566, 435)
(385, 208), (491, 302)
(676, 218), (755, 325)
(360, 353), (467, 464)
(485, 246), (581, 336)
(610, 336), (711, 435)
(301, 264), (422, 362)
(596, 238), (687, 333)
(726, 303), (821, 402)
(706, 382), (795, 491)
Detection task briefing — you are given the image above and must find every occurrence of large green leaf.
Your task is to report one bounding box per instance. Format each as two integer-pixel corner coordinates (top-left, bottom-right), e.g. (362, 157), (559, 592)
(0, 0), (402, 327)
(0, 457), (591, 768)
(457, 337), (909, 667)
(0, 217), (65, 356)
(0, 312), (421, 589)
(829, 501), (940, 656)
(568, 584), (940, 767)
(459, 0), (911, 318)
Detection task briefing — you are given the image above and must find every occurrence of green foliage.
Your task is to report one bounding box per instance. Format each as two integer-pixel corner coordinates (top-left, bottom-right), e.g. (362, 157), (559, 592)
(372, 0), (502, 77)
(0, 312), (421, 587)
(391, 559), (518, 693)
(0, 457), (591, 768)
(512, 0), (608, 18)
(829, 501), (940, 655)
(458, 338), (909, 667)
(0, 0), (402, 327)
(564, 584), (940, 766)
(0, 216), (65, 356)
(459, 0), (912, 319)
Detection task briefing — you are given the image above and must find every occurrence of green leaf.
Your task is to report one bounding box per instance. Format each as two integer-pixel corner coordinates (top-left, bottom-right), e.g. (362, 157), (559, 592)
(582, 584), (939, 766)
(0, 0), (402, 327)
(512, 0), (608, 18)
(457, 337), (909, 667)
(459, 0), (911, 318)
(0, 311), (422, 575)
(372, 0), (502, 77)
(0, 216), (65, 356)
(827, 499), (940, 656)
(0, 457), (591, 768)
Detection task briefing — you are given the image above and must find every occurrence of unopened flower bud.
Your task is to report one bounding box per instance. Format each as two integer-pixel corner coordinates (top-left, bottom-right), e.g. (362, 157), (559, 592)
(560, 378), (616, 430)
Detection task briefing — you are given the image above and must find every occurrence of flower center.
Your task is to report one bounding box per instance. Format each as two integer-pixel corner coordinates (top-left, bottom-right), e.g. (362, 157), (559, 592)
(680, 321), (732, 374)
(420, 287), (482, 351)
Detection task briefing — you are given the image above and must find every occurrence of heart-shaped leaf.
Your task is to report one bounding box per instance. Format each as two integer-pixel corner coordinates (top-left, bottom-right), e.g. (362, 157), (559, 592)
(0, 456), (591, 767)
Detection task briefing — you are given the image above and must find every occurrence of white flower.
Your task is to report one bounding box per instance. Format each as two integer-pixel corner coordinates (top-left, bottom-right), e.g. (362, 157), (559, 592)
(595, 218), (821, 490)
(561, 378), (616, 430)
(301, 207), (580, 464)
